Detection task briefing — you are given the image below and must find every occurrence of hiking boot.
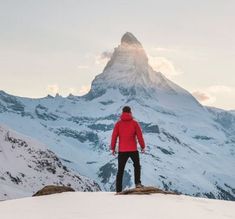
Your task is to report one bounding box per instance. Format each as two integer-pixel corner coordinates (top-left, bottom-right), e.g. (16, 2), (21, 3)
(136, 183), (144, 189)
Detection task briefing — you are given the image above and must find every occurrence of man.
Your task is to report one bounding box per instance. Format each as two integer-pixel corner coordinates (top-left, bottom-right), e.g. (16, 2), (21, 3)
(111, 106), (146, 194)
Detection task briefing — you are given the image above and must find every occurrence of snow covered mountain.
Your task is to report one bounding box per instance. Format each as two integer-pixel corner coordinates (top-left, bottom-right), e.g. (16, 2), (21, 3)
(86, 32), (201, 113)
(0, 124), (100, 200)
(0, 32), (235, 200)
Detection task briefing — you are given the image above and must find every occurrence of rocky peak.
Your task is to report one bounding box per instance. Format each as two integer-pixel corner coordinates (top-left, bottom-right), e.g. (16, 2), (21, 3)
(121, 32), (142, 47)
(84, 32), (194, 102)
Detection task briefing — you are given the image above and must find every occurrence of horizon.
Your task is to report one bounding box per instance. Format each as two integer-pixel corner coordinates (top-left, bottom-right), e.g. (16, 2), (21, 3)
(0, 1), (235, 110)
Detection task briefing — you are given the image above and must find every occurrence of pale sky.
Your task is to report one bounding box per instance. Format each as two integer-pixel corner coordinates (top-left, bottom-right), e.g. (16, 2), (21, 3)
(0, 0), (235, 110)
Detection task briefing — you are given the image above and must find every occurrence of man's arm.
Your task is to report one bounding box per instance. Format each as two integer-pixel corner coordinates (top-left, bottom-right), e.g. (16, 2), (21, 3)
(135, 122), (145, 150)
(110, 122), (119, 152)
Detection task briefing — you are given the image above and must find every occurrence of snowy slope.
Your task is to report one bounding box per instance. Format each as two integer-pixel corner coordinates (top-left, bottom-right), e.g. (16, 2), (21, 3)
(0, 192), (234, 219)
(0, 32), (235, 200)
(0, 124), (100, 200)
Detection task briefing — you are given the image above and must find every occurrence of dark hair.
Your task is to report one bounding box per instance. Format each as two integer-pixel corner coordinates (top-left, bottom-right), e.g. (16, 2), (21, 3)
(122, 106), (131, 113)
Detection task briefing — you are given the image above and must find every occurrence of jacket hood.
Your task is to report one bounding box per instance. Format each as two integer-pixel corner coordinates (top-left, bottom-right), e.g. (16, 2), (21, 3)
(120, 112), (133, 121)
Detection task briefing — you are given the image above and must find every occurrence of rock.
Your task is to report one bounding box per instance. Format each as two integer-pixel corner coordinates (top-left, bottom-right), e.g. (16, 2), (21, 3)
(121, 32), (142, 46)
(119, 186), (179, 195)
(33, 185), (75, 197)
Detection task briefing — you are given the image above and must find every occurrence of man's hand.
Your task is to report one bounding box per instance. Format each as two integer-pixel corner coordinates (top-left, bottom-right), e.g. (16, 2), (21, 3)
(112, 150), (116, 156)
(141, 148), (145, 153)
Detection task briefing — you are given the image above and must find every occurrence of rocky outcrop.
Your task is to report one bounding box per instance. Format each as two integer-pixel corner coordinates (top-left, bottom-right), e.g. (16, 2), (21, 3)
(33, 185), (75, 196)
(119, 186), (179, 195)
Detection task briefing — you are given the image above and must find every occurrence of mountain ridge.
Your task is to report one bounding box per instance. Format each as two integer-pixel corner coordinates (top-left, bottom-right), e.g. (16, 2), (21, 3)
(0, 124), (100, 200)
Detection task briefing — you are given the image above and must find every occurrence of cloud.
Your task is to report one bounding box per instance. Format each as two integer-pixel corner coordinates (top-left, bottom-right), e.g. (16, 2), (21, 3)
(95, 50), (113, 65)
(192, 85), (235, 105)
(78, 85), (91, 95)
(47, 84), (59, 95)
(192, 91), (216, 104)
(148, 56), (182, 78)
(67, 85), (91, 96)
(68, 87), (76, 94)
(100, 51), (113, 59)
(95, 50), (182, 80)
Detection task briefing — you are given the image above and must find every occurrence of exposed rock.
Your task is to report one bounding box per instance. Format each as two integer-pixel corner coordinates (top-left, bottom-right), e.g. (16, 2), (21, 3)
(33, 185), (75, 197)
(119, 186), (179, 195)
(121, 32), (142, 46)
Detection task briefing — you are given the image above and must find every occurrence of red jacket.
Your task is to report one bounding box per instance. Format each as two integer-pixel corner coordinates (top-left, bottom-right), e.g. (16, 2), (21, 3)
(111, 112), (145, 152)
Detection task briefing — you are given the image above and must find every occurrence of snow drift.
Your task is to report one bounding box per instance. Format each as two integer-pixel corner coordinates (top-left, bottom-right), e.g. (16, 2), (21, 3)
(0, 192), (234, 219)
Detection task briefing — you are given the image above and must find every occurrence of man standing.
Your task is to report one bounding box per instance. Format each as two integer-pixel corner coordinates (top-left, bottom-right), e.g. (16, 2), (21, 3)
(111, 106), (146, 194)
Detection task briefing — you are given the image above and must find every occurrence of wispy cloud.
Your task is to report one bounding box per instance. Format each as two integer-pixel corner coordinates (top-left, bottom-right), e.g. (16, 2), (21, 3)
(95, 50), (113, 65)
(148, 56), (182, 78)
(100, 51), (113, 59)
(47, 84), (59, 95)
(78, 85), (91, 95)
(67, 85), (91, 96)
(68, 87), (76, 95)
(192, 91), (216, 104)
(192, 85), (235, 105)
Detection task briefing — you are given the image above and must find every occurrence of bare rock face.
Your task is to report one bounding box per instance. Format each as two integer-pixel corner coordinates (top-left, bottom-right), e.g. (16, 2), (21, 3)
(121, 32), (142, 46)
(33, 185), (75, 197)
(119, 186), (179, 195)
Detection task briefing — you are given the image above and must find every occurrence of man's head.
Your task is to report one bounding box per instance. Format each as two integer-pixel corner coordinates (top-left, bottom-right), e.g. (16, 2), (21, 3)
(122, 106), (131, 113)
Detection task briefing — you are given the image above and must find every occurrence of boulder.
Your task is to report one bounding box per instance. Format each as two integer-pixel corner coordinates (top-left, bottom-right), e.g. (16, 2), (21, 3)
(119, 186), (179, 195)
(33, 185), (75, 197)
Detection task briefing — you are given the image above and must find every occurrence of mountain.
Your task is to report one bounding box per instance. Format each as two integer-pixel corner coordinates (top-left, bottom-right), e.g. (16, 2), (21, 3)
(230, 110), (235, 115)
(0, 32), (235, 200)
(0, 124), (100, 200)
(1, 192), (235, 219)
(86, 32), (201, 112)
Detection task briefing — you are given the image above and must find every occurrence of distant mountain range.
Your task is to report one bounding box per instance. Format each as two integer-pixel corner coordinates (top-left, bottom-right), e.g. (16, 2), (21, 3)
(0, 32), (234, 200)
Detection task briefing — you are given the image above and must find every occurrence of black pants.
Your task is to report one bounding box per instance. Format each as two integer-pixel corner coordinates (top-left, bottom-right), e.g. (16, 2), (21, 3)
(116, 151), (141, 192)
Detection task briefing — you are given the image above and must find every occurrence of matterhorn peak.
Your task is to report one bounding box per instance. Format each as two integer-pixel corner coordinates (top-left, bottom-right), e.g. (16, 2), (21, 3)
(121, 32), (142, 46)
(85, 32), (191, 101)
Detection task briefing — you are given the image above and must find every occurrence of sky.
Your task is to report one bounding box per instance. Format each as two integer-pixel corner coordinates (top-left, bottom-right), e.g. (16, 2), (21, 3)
(0, 0), (235, 110)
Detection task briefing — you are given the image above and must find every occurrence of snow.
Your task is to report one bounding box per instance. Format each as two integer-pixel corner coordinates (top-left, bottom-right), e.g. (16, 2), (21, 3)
(0, 192), (234, 219)
(0, 32), (235, 200)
